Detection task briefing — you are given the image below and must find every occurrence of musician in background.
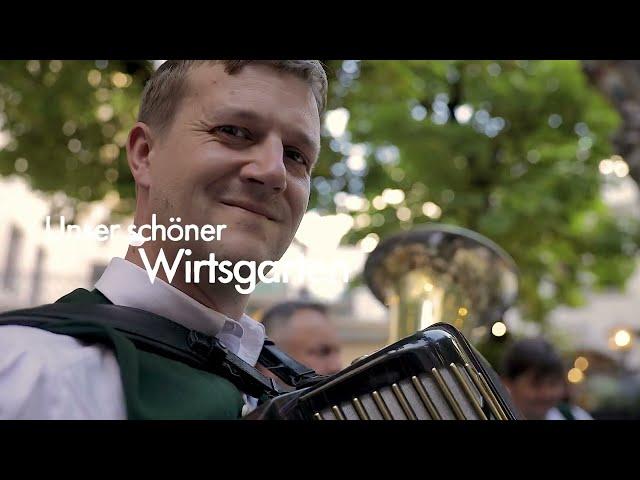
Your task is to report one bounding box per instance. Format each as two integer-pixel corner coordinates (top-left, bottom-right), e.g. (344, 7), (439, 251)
(545, 382), (593, 420)
(501, 337), (592, 420)
(260, 301), (343, 376)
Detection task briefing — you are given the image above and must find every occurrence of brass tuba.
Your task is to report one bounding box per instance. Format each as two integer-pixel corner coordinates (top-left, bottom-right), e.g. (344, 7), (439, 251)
(364, 224), (519, 344)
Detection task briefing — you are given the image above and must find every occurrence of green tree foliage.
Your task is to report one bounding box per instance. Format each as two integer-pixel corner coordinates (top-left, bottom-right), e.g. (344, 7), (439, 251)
(314, 60), (640, 322)
(0, 60), (151, 218)
(1, 60), (638, 322)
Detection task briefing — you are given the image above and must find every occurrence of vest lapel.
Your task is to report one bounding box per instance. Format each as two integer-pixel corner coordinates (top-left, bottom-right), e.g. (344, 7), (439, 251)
(56, 288), (112, 305)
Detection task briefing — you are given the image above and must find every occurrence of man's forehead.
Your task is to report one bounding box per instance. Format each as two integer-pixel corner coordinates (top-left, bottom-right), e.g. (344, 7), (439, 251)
(290, 311), (336, 335)
(184, 63), (320, 149)
(186, 63), (318, 117)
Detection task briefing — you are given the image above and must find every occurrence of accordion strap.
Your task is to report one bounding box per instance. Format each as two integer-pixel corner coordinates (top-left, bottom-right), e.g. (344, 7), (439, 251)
(0, 303), (320, 399)
(259, 337), (325, 389)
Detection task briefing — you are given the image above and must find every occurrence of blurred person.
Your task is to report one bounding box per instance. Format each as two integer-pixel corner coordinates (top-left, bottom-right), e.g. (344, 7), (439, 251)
(545, 384), (593, 420)
(501, 337), (569, 420)
(0, 60), (327, 419)
(260, 300), (342, 377)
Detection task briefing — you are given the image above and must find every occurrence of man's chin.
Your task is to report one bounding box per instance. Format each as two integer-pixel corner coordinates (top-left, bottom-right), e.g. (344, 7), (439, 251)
(208, 246), (277, 266)
(183, 230), (284, 266)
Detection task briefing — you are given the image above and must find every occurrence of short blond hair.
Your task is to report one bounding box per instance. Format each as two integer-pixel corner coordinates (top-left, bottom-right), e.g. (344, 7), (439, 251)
(138, 60), (328, 134)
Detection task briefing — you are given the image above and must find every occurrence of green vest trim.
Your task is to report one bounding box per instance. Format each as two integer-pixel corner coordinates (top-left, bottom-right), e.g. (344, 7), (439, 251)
(47, 288), (245, 420)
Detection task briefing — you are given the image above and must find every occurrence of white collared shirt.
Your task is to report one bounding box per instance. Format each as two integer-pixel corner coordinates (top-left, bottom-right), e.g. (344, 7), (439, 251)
(95, 257), (265, 367)
(0, 257), (265, 419)
(545, 405), (593, 420)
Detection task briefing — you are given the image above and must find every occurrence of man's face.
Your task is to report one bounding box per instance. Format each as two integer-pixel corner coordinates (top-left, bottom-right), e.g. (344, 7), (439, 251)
(145, 63), (320, 265)
(277, 308), (343, 376)
(504, 371), (565, 420)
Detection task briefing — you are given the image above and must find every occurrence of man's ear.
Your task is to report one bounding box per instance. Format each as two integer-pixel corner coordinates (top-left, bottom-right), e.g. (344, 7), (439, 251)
(127, 122), (154, 188)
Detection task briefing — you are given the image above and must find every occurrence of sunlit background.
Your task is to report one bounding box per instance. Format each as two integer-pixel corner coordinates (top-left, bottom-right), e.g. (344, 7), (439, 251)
(2, 60), (640, 418)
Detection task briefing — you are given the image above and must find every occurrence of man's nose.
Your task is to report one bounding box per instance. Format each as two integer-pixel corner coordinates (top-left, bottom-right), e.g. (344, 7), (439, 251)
(239, 135), (287, 192)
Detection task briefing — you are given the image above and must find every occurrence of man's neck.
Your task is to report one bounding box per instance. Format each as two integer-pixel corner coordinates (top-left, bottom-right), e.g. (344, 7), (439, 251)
(125, 244), (249, 320)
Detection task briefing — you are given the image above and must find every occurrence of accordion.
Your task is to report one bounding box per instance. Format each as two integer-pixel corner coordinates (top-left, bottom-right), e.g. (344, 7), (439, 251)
(246, 322), (520, 420)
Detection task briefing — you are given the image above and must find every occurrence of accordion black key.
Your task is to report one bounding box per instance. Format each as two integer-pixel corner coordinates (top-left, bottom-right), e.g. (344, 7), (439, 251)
(246, 322), (520, 420)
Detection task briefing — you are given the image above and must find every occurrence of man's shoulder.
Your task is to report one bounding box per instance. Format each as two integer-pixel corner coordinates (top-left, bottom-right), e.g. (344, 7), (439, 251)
(0, 288), (114, 369)
(0, 325), (125, 419)
(0, 324), (116, 371)
(546, 404), (594, 420)
(545, 406), (565, 420)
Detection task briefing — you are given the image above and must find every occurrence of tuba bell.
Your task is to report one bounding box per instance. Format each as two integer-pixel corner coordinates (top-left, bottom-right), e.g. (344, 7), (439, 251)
(364, 224), (519, 344)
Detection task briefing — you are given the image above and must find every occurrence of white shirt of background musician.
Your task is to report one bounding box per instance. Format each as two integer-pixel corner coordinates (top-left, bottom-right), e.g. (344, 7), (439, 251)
(545, 405), (593, 420)
(0, 257), (265, 419)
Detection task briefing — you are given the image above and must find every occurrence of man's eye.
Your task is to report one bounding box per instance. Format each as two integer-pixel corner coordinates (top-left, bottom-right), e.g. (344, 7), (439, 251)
(216, 126), (250, 139)
(285, 149), (306, 166)
(312, 346), (332, 357)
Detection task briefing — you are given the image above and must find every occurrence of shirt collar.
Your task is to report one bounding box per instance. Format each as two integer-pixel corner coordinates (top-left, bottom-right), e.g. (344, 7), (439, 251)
(94, 257), (265, 366)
